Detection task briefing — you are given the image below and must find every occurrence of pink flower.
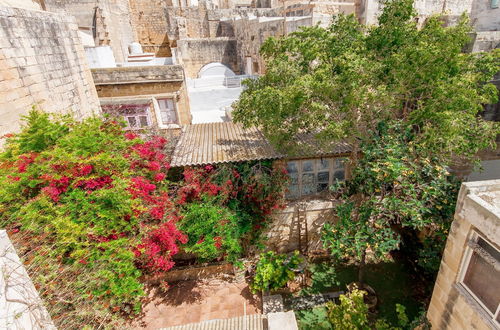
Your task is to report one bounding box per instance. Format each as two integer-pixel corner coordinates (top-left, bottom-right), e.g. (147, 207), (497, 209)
(148, 161), (161, 172)
(154, 173), (166, 182)
(124, 132), (138, 140)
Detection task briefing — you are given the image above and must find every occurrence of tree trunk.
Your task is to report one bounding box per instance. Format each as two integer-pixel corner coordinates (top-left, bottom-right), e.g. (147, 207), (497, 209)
(358, 249), (366, 286)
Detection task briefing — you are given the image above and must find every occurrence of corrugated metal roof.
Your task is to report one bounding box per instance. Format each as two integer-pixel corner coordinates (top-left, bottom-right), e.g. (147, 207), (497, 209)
(161, 314), (266, 330)
(170, 122), (352, 167)
(171, 122), (282, 167)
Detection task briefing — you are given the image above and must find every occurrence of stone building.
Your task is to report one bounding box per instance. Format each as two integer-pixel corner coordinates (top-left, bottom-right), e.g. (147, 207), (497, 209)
(0, 2), (100, 142)
(427, 179), (500, 329)
(88, 44), (192, 130)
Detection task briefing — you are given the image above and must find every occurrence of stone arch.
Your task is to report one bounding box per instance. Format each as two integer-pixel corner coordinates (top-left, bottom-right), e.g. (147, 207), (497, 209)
(197, 62), (236, 78)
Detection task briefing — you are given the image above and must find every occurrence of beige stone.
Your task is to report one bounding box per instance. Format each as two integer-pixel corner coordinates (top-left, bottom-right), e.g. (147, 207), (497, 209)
(427, 180), (500, 330)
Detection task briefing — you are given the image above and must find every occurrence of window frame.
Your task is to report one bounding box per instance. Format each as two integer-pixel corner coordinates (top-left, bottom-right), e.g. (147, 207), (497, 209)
(122, 106), (152, 130)
(458, 230), (500, 326)
(152, 96), (180, 128)
(285, 157), (347, 199)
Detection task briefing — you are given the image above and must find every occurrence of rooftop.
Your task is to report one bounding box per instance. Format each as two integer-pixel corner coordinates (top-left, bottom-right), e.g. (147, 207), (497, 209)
(170, 122), (352, 167)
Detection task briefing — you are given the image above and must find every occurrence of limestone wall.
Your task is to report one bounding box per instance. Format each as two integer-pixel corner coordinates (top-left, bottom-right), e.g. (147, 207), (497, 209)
(177, 38), (239, 77)
(0, 6), (99, 141)
(427, 180), (500, 329)
(128, 0), (173, 56)
(358, 0), (474, 26)
(471, 0), (500, 32)
(264, 199), (337, 253)
(44, 0), (135, 63)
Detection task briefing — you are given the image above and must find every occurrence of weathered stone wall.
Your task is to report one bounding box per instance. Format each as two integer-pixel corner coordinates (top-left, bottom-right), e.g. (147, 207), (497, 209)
(427, 180), (500, 329)
(0, 0), (41, 10)
(264, 199), (337, 253)
(129, 0), (173, 56)
(0, 6), (99, 142)
(358, 0), (474, 26)
(44, 0), (135, 63)
(232, 16), (283, 74)
(177, 38), (239, 77)
(471, 0), (500, 32)
(92, 65), (185, 84)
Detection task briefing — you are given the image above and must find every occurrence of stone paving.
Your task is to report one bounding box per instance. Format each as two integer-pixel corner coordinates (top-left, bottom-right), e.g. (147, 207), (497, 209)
(133, 278), (261, 329)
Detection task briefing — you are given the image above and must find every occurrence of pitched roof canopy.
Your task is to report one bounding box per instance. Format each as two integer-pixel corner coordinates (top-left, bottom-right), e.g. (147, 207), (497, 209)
(170, 122), (351, 167)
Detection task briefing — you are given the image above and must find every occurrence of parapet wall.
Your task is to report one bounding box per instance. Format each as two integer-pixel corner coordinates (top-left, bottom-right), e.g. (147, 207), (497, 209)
(0, 6), (99, 140)
(91, 65), (185, 85)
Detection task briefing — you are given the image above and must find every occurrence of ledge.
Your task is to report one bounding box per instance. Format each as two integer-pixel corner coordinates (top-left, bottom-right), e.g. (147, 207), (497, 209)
(91, 65), (185, 85)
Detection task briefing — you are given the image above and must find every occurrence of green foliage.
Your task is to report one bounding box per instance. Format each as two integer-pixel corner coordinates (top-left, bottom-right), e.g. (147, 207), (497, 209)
(179, 201), (243, 262)
(250, 251), (302, 293)
(5, 109), (70, 154)
(322, 122), (460, 279)
(296, 306), (332, 330)
(301, 262), (339, 296)
(326, 289), (370, 329)
(234, 0), (499, 161)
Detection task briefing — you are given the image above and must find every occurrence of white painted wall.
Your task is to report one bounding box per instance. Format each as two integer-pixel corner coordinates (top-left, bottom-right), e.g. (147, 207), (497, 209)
(85, 46), (117, 68)
(0, 230), (55, 329)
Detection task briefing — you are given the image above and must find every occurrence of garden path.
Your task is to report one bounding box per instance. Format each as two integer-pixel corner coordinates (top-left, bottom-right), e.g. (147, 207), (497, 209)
(133, 278), (261, 329)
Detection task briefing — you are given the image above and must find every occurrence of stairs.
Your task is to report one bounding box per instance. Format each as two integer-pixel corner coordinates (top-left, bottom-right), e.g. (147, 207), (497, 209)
(160, 314), (266, 330)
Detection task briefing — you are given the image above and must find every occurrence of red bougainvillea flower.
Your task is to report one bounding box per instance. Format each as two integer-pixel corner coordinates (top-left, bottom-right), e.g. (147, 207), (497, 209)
(17, 153), (37, 173)
(154, 173), (166, 182)
(147, 161), (161, 172)
(214, 236), (222, 249)
(124, 132), (138, 140)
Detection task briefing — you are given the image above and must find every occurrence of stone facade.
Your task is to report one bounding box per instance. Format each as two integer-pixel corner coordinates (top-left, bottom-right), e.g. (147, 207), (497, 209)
(177, 38), (239, 77)
(0, 6), (99, 142)
(128, 0), (173, 57)
(92, 65), (192, 127)
(357, 0), (475, 26)
(427, 180), (500, 329)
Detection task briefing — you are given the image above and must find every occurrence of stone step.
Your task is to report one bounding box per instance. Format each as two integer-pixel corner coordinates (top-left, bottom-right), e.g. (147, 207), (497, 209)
(161, 313), (266, 330)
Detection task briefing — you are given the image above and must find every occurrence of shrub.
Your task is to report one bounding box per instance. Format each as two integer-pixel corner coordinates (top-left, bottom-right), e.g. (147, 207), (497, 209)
(0, 111), (185, 327)
(326, 289), (370, 330)
(250, 251), (302, 293)
(179, 201), (243, 262)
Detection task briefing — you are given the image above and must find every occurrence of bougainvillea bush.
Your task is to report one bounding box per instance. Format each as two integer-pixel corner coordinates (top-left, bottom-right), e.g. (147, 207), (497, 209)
(0, 111), (186, 326)
(174, 162), (289, 261)
(0, 111), (288, 327)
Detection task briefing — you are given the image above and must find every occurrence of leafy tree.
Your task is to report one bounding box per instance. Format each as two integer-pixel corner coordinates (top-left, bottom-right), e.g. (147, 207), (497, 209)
(322, 122), (460, 282)
(233, 0), (499, 161)
(233, 0), (499, 282)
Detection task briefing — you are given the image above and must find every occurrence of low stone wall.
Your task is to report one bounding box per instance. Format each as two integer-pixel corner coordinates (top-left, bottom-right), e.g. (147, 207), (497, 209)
(91, 65), (185, 85)
(147, 261), (235, 283)
(265, 199), (337, 253)
(177, 38), (239, 78)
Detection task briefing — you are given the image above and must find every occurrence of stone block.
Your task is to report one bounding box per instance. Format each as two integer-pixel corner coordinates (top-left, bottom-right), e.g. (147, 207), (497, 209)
(263, 294), (284, 314)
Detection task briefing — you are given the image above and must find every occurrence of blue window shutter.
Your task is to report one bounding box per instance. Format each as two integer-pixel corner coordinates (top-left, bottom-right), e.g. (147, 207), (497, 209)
(492, 0), (499, 9)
